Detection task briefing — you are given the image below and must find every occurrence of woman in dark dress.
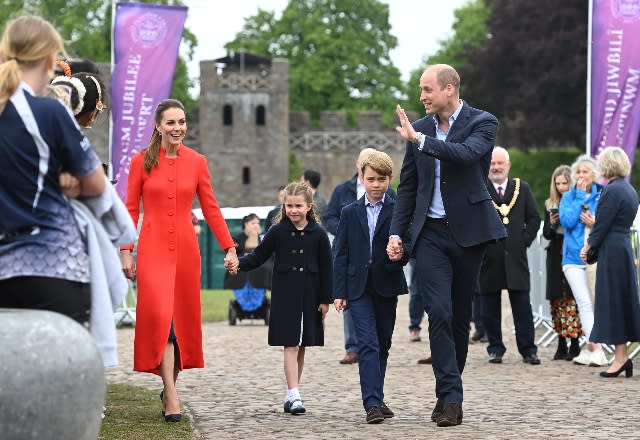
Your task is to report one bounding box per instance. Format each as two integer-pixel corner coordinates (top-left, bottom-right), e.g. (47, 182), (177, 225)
(543, 165), (583, 360)
(582, 146), (640, 378)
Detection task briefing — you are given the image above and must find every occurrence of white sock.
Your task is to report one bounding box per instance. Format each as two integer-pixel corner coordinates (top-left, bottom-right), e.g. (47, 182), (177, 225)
(288, 387), (300, 401)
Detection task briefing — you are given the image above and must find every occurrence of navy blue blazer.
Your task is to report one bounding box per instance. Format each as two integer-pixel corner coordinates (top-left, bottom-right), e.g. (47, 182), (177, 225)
(333, 195), (408, 301)
(323, 174), (396, 236)
(389, 101), (507, 253)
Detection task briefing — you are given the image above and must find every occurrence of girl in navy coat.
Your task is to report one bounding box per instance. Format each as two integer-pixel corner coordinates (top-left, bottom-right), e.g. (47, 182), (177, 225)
(233, 181), (333, 415)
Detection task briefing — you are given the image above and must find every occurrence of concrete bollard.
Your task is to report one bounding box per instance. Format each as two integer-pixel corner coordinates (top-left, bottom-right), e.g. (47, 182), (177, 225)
(0, 309), (105, 440)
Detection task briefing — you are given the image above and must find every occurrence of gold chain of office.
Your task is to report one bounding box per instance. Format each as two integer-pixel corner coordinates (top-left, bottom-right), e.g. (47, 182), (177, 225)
(493, 178), (520, 225)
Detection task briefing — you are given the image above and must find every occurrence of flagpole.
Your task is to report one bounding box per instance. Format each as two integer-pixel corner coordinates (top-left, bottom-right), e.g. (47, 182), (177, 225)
(108, 0), (117, 181)
(586, 0), (593, 156)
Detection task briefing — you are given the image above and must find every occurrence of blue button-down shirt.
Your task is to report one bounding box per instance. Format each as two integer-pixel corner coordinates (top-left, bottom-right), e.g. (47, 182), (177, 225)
(419, 100), (464, 218)
(365, 193), (385, 261)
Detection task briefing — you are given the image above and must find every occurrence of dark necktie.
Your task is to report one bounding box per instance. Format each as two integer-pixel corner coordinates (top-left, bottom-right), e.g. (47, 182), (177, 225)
(497, 186), (504, 201)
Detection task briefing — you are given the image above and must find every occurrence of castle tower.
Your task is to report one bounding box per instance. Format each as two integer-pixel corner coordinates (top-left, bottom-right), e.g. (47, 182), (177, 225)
(199, 53), (290, 207)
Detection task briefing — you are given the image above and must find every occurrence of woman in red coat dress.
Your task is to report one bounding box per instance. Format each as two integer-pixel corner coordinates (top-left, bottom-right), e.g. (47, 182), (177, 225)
(120, 99), (238, 421)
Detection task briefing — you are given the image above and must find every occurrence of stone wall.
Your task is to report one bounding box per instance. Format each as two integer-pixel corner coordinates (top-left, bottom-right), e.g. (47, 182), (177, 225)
(86, 58), (417, 208)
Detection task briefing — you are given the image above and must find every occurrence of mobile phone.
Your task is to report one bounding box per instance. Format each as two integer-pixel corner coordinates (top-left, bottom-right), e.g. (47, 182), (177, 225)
(549, 208), (559, 214)
(582, 204), (589, 212)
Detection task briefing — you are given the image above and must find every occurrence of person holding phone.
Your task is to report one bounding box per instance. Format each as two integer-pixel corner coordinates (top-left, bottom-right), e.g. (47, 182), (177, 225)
(559, 155), (606, 367)
(543, 165), (582, 361)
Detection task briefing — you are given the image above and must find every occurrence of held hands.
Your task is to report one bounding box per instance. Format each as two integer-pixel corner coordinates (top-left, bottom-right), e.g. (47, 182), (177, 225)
(386, 236), (404, 262)
(333, 298), (348, 313)
(395, 104), (417, 142)
(224, 247), (239, 275)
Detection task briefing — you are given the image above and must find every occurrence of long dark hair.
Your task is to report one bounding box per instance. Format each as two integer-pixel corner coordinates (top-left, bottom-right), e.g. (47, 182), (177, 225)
(144, 99), (185, 174)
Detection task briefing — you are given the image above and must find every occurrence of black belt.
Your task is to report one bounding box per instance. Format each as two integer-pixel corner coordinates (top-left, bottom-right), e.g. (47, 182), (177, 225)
(0, 226), (40, 243)
(425, 217), (448, 225)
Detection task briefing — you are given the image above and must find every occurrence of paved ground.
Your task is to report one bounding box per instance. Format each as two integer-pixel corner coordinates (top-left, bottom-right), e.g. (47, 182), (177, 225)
(106, 294), (640, 439)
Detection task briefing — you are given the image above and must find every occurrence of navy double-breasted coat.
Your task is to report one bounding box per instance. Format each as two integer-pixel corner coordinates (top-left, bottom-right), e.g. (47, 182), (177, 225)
(238, 218), (333, 346)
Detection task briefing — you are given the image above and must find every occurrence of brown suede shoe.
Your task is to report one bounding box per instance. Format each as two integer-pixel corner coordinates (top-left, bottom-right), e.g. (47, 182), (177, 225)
(417, 356), (432, 364)
(366, 406), (385, 424)
(430, 398), (444, 422)
(380, 403), (394, 418)
(436, 403), (462, 427)
(339, 351), (359, 364)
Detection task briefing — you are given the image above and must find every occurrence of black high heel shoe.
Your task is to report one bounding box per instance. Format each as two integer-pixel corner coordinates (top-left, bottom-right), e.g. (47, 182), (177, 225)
(164, 413), (182, 422)
(160, 390), (165, 416)
(600, 359), (633, 378)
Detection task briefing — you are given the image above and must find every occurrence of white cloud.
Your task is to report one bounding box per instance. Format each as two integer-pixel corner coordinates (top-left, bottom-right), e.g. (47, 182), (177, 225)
(182, 0), (469, 90)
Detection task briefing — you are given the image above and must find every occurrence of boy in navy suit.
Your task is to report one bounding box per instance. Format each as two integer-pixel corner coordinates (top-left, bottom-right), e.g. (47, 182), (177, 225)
(332, 151), (408, 424)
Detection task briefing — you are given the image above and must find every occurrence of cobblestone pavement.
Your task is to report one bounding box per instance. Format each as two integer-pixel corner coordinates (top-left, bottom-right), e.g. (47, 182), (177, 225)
(106, 294), (640, 439)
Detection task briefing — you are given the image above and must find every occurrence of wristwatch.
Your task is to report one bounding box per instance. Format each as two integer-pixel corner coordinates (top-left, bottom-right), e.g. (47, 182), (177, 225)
(412, 132), (425, 146)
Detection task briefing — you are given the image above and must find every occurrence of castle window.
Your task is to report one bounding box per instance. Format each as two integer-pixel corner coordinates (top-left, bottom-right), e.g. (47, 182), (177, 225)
(223, 105), (233, 126)
(242, 166), (251, 185)
(256, 105), (266, 126)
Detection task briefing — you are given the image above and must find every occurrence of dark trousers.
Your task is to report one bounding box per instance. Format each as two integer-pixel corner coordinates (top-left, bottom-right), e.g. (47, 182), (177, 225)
(481, 289), (537, 357)
(349, 276), (398, 411)
(0, 276), (91, 325)
(414, 222), (486, 404)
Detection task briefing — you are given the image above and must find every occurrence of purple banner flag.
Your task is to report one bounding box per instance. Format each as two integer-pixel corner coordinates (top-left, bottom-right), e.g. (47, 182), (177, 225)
(590, 0), (640, 162)
(111, 2), (188, 199)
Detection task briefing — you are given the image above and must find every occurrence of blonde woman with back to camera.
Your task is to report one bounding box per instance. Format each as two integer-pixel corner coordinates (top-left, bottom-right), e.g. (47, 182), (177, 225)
(581, 147), (640, 378)
(559, 155), (607, 366)
(0, 16), (105, 322)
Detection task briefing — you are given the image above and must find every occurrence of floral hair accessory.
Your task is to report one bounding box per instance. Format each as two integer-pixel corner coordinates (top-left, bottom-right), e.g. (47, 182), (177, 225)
(56, 60), (72, 77)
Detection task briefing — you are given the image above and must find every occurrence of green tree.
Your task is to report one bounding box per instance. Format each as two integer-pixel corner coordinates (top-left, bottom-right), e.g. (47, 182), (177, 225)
(460, 0), (589, 149)
(1, 0), (197, 113)
(225, 0), (403, 126)
(404, 0), (491, 115)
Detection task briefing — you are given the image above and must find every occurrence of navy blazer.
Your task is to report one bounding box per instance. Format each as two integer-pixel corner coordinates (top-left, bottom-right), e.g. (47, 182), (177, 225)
(333, 195), (408, 301)
(389, 101), (507, 253)
(323, 174), (396, 236)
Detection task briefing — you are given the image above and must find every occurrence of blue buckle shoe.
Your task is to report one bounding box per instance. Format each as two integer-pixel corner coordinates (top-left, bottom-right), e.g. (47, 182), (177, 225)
(289, 399), (306, 415)
(283, 400), (292, 413)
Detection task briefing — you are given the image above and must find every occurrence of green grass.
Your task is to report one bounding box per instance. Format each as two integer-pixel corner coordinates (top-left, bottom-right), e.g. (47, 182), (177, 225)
(101, 289), (256, 439)
(201, 289), (234, 322)
(99, 384), (192, 440)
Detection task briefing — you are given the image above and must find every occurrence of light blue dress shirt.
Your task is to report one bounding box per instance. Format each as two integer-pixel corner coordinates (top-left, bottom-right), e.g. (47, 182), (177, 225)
(365, 193), (385, 261)
(417, 100), (464, 219)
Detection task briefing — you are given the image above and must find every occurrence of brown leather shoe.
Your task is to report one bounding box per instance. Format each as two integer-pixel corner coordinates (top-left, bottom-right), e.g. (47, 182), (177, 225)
(339, 351), (358, 364)
(417, 356), (432, 364)
(430, 398), (444, 422)
(436, 403), (463, 427)
(409, 330), (421, 342)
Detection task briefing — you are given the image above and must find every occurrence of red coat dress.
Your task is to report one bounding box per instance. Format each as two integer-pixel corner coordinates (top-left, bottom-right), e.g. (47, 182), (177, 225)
(125, 145), (233, 374)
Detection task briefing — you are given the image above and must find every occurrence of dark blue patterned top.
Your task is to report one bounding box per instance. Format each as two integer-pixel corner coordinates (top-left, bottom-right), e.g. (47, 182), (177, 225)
(0, 84), (100, 282)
